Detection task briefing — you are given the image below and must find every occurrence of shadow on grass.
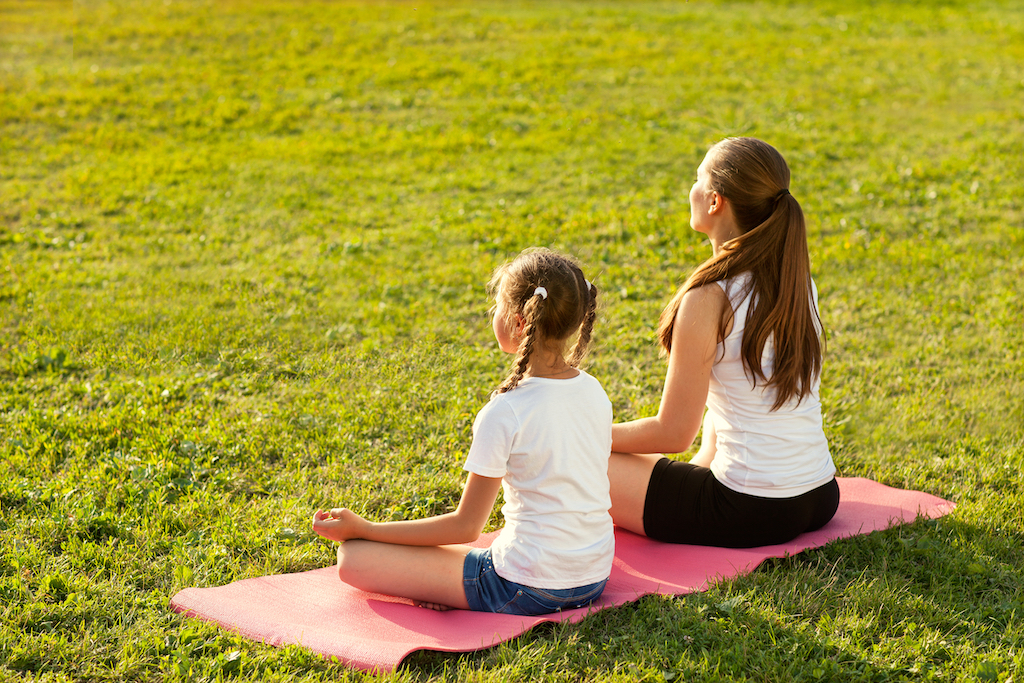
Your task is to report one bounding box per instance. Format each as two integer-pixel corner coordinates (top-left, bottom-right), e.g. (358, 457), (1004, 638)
(397, 516), (1022, 681)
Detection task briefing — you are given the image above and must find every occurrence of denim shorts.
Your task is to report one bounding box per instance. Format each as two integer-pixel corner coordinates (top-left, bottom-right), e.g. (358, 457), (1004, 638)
(462, 547), (608, 615)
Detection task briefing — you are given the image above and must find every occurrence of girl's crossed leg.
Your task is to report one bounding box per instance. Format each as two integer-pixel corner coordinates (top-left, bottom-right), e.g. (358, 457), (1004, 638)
(336, 540), (473, 611)
(312, 473), (503, 610)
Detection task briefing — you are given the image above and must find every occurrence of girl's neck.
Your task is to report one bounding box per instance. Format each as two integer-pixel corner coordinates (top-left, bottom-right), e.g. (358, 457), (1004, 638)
(523, 346), (578, 380)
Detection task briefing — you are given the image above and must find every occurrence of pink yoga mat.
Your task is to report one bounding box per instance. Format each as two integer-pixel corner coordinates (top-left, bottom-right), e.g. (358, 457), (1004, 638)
(170, 477), (954, 673)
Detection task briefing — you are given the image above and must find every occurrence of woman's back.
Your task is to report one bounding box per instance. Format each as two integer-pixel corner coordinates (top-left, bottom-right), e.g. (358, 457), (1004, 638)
(705, 273), (834, 497)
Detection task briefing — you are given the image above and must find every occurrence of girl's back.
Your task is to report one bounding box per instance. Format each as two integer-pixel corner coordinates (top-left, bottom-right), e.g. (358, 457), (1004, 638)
(467, 371), (613, 588)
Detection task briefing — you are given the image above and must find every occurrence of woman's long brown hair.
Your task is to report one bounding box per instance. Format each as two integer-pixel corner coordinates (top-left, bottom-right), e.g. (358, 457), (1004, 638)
(658, 137), (824, 410)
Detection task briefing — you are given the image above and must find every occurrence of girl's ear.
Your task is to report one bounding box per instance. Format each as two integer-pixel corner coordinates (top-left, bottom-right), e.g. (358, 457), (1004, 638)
(513, 314), (526, 338)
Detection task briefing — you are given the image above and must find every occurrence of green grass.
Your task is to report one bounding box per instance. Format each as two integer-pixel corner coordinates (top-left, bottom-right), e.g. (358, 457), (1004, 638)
(2, 0), (1023, 680)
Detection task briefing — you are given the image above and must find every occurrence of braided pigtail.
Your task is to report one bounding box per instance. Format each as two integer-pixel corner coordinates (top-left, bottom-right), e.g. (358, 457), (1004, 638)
(567, 279), (597, 367)
(496, 292), (546, 394)
(488, 248), (598, 395)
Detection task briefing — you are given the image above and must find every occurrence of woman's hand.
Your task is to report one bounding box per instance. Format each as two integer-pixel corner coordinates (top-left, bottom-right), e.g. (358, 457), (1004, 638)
(312, 508), (369, 542)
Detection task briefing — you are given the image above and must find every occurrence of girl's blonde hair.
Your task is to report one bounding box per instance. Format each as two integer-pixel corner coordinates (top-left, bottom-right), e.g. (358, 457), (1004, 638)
(489, 248), (598, 394)
(658, 137), (824, 410)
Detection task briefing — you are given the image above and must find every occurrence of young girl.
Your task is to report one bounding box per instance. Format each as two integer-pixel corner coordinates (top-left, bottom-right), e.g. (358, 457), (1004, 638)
(312, 248), (613, 615)
(608, 137), (839, 548)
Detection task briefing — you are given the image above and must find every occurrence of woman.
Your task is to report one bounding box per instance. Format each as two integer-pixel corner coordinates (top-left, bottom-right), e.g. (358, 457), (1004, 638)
(609, 137), (839, 548)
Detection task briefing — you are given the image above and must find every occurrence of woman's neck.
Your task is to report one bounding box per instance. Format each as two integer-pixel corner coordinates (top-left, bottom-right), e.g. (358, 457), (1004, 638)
(709, 227), (741, 257)
(705, 209), (741, 257)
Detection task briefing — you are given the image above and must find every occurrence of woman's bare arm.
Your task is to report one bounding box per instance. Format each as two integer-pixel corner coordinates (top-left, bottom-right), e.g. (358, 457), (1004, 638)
(611, 283), (728, 455)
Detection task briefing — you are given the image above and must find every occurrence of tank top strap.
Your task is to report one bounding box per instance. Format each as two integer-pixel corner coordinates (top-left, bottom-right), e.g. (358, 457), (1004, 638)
(715, 273), (755, 338)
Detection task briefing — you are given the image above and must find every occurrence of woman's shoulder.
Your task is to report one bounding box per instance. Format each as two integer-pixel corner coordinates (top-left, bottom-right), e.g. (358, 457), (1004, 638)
(701, 271), (757, 315)
(678, 279), (731, 318)
(665, 282), (732, 349)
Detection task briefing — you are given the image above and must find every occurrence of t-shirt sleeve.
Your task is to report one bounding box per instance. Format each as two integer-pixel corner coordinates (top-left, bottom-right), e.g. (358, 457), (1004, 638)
(464, 397), (517, 478)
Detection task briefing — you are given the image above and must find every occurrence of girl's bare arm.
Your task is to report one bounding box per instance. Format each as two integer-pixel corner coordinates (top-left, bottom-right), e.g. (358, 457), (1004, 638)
(312, 473), (503, 546)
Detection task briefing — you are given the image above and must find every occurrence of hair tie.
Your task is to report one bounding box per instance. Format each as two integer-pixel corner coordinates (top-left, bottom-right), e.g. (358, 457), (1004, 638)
(533, 286), (548, 300)
(774, 188), (791, 203)
(585, 279), (592, 292)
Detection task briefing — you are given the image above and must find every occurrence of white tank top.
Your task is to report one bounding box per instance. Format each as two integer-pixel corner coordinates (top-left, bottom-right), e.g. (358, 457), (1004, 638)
(707, 273), (835, 498)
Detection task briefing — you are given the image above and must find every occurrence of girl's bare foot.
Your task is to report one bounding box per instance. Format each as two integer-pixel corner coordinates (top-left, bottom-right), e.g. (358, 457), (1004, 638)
(414, 600), (454, 611)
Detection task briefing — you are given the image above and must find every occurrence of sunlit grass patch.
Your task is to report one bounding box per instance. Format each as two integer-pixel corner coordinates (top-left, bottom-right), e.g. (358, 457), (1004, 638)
(2, 0), (1023, 680)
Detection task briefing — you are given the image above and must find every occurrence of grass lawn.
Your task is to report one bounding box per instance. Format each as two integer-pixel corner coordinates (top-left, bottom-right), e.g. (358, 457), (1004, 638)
(2, 0), (1023, 680)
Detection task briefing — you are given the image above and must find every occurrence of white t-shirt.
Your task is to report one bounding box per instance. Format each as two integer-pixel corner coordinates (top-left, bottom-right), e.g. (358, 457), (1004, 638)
(464, 370), (614, 589)
(707, 273), (836, 498)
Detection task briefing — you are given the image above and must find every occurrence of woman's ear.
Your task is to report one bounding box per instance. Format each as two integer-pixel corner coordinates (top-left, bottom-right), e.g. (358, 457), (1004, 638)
(709, 191), (724, 214)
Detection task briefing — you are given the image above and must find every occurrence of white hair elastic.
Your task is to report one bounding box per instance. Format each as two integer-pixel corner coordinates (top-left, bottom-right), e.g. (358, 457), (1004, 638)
(533, 286), (548, 299)
(585, 279), (592, 292)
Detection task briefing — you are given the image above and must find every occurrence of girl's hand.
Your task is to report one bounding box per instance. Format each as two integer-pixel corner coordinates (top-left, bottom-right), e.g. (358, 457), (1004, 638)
(309, 474), (501, 547)
(311, 508), (367, 542)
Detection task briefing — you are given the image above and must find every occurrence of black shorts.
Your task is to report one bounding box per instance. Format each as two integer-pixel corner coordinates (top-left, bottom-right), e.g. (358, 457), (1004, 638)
(642, 457), (840, 548)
